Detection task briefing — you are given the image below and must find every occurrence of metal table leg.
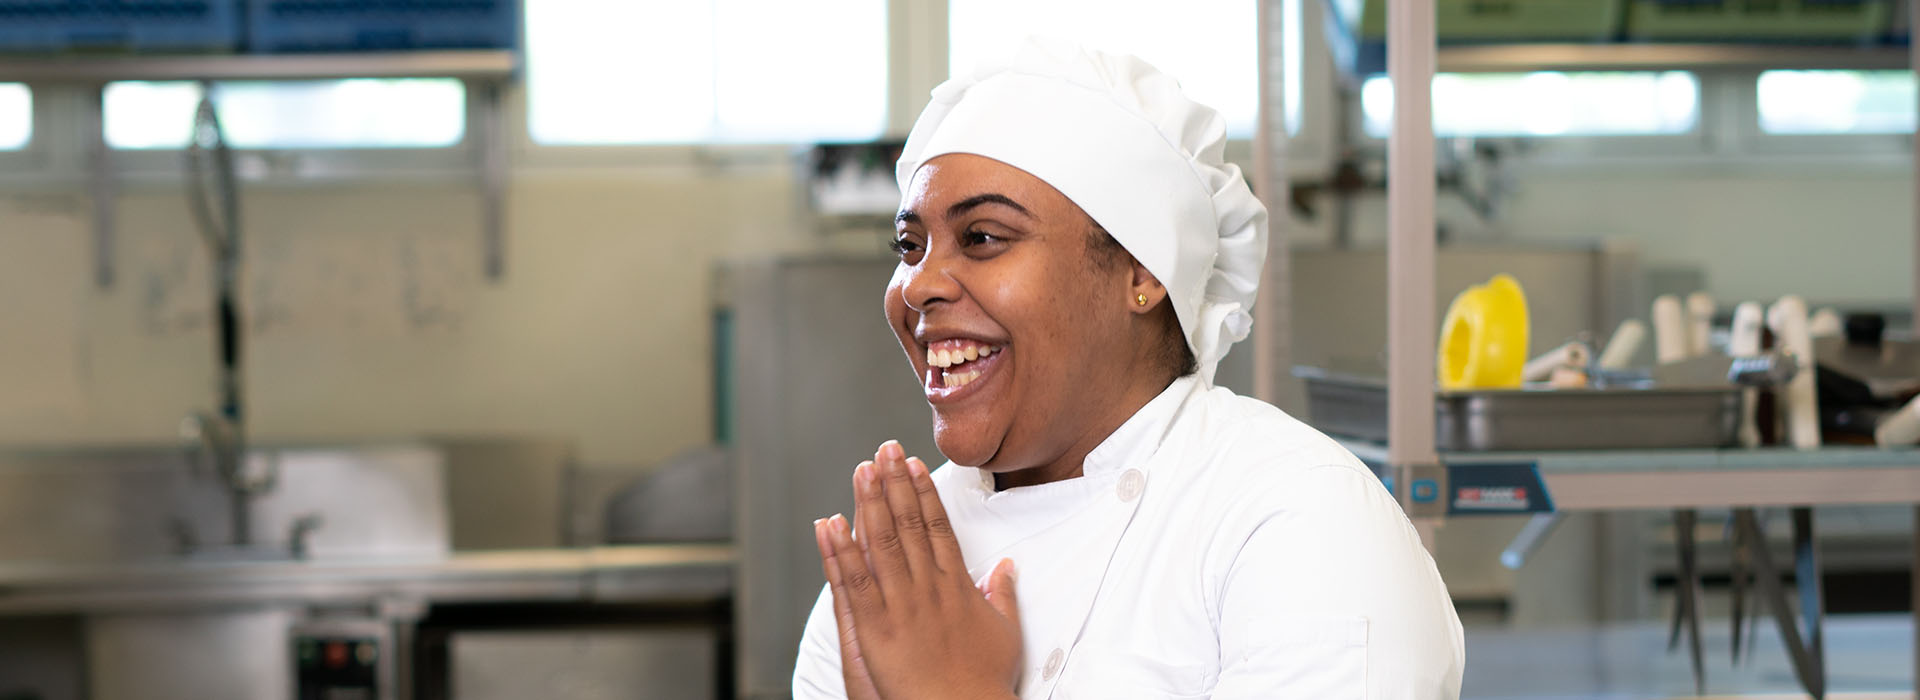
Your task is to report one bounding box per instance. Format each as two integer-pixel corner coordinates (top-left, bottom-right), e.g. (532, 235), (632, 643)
(1669, 508), (1706, 694)
(1729, 508), (1750, 665)
(1735, 508), (1826, 699)
(1792, 507), (1826, 694)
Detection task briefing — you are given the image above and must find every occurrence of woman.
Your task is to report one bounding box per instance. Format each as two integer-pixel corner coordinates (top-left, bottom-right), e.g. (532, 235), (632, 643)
(795, 40), (1464, 699)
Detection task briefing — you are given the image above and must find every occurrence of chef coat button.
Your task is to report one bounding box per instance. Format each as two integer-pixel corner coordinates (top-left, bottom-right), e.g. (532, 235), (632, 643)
(1116, 469), (1146, 502)
(1042, 648), (1064, 681)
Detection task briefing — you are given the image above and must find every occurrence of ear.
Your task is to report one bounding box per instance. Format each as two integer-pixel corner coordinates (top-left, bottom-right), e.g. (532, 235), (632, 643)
(1128, 259), (1167, 315)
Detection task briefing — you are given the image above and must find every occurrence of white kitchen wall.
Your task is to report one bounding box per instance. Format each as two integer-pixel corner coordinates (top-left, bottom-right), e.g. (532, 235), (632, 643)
(0, 166), (822, 466)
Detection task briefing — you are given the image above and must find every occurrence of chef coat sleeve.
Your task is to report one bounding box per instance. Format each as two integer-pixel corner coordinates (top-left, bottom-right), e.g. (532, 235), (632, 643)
(793, 584), (850, 699)
(1209, 462), (1465, 700)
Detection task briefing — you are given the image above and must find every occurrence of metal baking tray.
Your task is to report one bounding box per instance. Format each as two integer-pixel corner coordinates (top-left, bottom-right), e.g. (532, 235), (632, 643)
(1296, 367), (1742, 451)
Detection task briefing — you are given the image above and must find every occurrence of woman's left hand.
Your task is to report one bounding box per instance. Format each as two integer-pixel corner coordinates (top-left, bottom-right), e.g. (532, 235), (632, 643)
(814, 441), (1023, 700)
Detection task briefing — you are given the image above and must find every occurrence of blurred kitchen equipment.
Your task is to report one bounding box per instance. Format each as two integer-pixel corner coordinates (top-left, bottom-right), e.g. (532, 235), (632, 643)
(1652, 294), (1690, 364)
(1290, 244), (1644, 380)
(1686, 292), (1715, 357)
(1438, 273), (1530, 390)
(1875, 395), (1920, 445)
(1522, 341), (1591, 383)
(1769, 296), (1822, 449)
(1645, 351), (1799, 389)
(291, 618), (395, 700)
(1730, 302), (1767, 448)
(177, 83), (302, 556)
(604, 445), (732, 544)
(1296, 367), (1742, 451)
(1813, 313), (1920, 400)
(1809, 308), (1844, 337)
(1597, 319), (1647, 371)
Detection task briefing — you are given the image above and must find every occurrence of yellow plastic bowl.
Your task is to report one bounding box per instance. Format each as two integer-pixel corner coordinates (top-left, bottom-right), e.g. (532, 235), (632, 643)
(1438, 274), (1530, 390)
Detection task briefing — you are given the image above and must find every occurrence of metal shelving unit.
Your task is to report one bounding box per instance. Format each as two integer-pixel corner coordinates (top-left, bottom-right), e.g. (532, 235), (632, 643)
(1256, 3), (1920, 696)
(2, 50), (520, 286)
(1434, 42), (1910, 72)
(0, 50), (515, 83)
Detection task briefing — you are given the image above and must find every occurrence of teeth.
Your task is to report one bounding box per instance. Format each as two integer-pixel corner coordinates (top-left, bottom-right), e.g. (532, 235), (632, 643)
(924, 342), (1002, 371)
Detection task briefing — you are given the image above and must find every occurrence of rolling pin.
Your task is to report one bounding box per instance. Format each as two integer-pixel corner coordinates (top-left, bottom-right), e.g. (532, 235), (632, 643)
(1728, 302), (1766, 448)
(1875, 395), (1920, 446)
(1653, 295), (1690, 364)
(1598, 319), (1646, 370)
(1686, 292), (1715, 356)
(1523, 341), (1593, 383)
(1767, 296), (1821, 449)
(1808, 307), (1843, 337)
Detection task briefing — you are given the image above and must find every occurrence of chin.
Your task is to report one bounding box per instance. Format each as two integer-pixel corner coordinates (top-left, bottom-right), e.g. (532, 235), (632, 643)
(931, 415), (1001, 468)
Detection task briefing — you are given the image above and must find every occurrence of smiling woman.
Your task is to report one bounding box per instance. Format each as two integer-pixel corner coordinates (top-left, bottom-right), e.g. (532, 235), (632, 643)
(885, 156), (1187, 489)
(795, 39), (1465, 700)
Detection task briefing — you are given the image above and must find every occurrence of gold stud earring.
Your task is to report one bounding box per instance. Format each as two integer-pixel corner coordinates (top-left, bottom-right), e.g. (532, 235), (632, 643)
(1136, 293), (1149, 307)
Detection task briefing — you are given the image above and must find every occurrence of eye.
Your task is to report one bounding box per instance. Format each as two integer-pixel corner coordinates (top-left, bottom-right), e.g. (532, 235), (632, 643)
(961, 229), (1003, 248)
(889, 236), (924, 261)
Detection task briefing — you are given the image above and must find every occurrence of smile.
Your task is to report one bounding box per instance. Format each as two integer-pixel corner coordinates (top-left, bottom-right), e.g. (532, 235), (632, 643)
(922, 338), (1005, 400)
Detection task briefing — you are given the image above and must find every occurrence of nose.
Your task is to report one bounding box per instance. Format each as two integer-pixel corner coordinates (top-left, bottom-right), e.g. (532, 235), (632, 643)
(900, 250), (962, 314)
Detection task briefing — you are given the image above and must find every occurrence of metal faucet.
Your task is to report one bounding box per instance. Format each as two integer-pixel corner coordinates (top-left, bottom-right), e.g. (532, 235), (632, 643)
(175, 84), (293, 553)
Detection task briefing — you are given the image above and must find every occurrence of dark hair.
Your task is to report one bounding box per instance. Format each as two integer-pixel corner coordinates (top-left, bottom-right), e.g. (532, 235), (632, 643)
(1086, 224), (1199, 378)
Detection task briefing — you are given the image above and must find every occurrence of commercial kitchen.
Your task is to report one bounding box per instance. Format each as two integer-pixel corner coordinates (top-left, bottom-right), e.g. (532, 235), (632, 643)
(0, 1), (1916, 698)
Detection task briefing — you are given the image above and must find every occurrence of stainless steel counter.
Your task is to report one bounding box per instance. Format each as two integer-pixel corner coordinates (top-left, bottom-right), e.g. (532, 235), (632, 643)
(0, 545), (733, 616)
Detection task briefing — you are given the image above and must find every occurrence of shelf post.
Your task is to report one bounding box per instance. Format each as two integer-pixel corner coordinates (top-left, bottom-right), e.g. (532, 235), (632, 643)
(1388, 0), (1440, 549)
(472, 78), (507, 281)
(84, 83), (114, 289)
(1910, 0), (1918, 689)
(1253, 0), (1299, 412)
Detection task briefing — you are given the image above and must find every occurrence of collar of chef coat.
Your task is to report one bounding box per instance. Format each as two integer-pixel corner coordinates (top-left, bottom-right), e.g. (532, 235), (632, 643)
(940, 375), (1200, 556)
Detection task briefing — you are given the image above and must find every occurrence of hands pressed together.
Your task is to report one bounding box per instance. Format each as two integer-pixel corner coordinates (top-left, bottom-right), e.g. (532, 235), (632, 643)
(812, 441), (1024, 700)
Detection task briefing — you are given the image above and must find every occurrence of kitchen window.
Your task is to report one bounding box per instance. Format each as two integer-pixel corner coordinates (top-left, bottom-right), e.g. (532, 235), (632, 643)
(103, 79), (466, 150)
(1362, 71), (1700, 138)
(1758, 70), (1915, 135)
(0, 83), (29, 150)
(525, 0), (889, 145)
(948, 0), (1259, 137)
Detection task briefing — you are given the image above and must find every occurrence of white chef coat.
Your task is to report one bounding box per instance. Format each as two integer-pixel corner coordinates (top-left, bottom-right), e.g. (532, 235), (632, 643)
(793, 377), (1465, 699)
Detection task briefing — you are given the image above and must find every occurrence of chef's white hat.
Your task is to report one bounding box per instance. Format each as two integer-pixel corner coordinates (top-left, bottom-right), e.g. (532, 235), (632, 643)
(896, 38), (1269, 385)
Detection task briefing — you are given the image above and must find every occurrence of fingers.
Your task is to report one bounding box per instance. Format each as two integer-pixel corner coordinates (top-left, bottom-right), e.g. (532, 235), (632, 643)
(876, 442), (938, 579)
(983, 558), (1021, 630)
(854, 459), (913, 596)
(815, 517), (859, 640)
(825, 512), (885, 621)
(907, 456), (967, 577)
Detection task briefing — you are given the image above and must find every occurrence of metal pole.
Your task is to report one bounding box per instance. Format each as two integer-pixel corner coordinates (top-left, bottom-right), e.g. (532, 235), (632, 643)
(1911, 0), (1918, 689)
(1388, 0), (1439, 548)
(1252, 0), (1296, 411)
(84, 85), (114, 289)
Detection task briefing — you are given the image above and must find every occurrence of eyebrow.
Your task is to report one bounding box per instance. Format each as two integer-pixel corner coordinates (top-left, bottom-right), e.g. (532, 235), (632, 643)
(895, 192), (1033, 226)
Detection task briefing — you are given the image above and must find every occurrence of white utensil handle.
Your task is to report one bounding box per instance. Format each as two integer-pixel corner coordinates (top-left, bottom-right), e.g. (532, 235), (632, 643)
(1768, 295), (1820, 449)
(1876, 395), (1920, 446)
(1598, 319), (1646, 370)
(1652, 295), (1689, 364)
(1808, 307), (1843, 337)
(1686, 292), (1715, 356)
(1729, 302), (1766, 448)
(1522, 341), (1592, 382)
